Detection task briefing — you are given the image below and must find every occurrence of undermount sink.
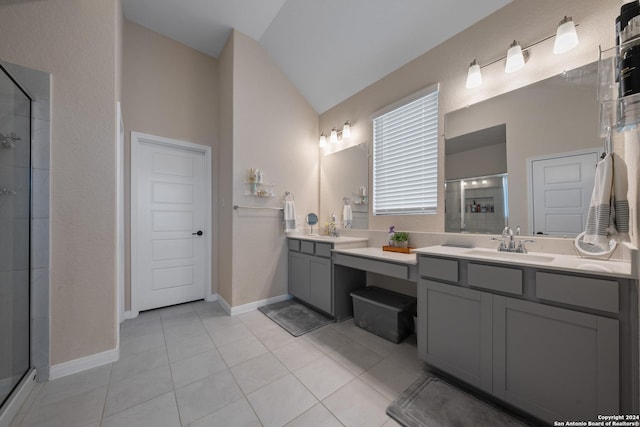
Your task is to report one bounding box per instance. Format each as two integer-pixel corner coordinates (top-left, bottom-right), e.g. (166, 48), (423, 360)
(463, 249), (555, 263)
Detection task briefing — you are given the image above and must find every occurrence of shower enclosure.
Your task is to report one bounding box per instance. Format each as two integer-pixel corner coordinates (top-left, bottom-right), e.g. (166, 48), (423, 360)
(0, 65), (31, 409)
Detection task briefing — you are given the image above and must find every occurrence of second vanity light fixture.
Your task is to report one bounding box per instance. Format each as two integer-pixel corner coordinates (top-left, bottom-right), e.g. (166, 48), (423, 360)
(319, 121), (352, 147)
(466, 16), (579, 88)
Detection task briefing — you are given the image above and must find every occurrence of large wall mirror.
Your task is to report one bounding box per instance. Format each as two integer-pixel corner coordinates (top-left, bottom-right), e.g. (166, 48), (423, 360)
(445, 61), (602, 236)
(320, 142), (369, 229)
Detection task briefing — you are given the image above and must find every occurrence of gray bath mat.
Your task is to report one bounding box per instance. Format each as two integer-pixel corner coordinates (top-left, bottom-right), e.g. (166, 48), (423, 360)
(387, 373), (530, 427)
(258, 299), (334, 337)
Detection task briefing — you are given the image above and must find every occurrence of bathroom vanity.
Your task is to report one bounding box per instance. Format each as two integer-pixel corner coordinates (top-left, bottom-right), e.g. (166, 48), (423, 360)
(287, 236), (367, 319)
(415, 246), (638, 424)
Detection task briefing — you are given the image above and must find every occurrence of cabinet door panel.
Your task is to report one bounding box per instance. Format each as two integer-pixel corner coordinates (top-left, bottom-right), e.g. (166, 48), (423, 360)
(309, 256), (332, 314)
(418, 279), (492, 392)
(493, 297), (619, 424)
(289, 252), (309, 300)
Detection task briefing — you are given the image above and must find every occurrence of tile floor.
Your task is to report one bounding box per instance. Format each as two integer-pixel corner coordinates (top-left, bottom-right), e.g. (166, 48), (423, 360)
(10, 300), (427, 427)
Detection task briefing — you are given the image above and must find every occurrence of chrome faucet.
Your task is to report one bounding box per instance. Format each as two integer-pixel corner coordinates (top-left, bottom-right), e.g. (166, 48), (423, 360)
(328, 213), (339, 237)
(493, 226), (534, 253)
(503, 226), (515, 251)
(516, 239), (535, 253)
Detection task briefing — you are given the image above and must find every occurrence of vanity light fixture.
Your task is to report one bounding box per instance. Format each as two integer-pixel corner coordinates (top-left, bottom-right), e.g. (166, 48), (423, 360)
(553, 16), (579, 54)
(342, 121), (351, 138)
(318, 121), (355, 147)
(466, 59), (482, 89)
(465, 16), (579, 88)
(330, 127), (338, 144)
(319, 133), (327, 148)
(505, 40), (526, 73)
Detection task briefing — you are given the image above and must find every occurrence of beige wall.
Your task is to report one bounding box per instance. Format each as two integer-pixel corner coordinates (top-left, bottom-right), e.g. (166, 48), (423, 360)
(320, 0), (618, 234)
(122, 20), (219, 310)
(221, 30), (319, 307)
(0, 0), (119, 364)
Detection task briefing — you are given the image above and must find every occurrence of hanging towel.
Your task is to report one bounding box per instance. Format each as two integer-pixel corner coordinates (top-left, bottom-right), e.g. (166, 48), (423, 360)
(284, 200), (297, 231)
(584, 154), (613, 250)
(613, 150), (630, 243)
(343, 204), (353, 229)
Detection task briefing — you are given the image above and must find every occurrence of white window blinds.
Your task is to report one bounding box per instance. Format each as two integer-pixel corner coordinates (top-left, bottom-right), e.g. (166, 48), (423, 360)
(373, 89), (439, 215)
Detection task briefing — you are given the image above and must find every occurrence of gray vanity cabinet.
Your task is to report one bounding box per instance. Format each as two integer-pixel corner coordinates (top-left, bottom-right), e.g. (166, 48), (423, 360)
(417, 254), (626, 424)
(492, 297), (619, 423)
(308, 256), (332, 313)
(288, 239), (333, 315)
(418, 279), (493, 393)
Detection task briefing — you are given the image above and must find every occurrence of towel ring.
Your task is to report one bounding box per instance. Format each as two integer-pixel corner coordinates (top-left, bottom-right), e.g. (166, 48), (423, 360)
(574, 232), (617, 259)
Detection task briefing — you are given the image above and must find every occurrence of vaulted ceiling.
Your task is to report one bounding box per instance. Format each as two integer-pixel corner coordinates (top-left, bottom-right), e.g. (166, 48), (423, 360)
(123, 0), (511, 113)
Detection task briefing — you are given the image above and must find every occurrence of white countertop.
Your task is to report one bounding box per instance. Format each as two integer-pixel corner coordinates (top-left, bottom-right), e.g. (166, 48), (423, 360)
(332, 247), (417, 265)
(414, 245), (634, 279)
(288, 235), (369, 244)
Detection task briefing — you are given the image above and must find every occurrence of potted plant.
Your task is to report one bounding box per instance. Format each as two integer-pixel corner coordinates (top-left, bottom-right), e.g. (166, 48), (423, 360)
(392, 231), (409, 248)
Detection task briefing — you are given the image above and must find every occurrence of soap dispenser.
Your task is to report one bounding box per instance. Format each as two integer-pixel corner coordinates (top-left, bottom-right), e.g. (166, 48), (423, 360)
(388, 226), (395, 246)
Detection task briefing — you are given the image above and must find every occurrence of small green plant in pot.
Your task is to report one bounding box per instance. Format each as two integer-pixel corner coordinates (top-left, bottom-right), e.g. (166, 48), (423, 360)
(392, 231), (409, 248)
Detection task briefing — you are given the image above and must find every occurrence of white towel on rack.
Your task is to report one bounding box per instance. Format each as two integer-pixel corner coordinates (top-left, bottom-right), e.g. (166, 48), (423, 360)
(284, 200), (297, 231)
(343, 204), (353, 229)
(612, 152), (630, 242)
(584, 154), (613, 250)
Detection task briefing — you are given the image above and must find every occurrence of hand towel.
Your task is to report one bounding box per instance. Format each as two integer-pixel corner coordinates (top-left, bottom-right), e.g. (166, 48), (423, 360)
(284, 200), (297, 232)
(584, 154), (613, 250)
(343, 204), (353, 229)
(613, 150), (630, 243)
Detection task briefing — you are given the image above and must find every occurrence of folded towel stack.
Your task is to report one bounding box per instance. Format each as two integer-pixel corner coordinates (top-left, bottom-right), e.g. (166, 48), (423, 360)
(284, 200), (297, 231)
(343, 204), (353, 229)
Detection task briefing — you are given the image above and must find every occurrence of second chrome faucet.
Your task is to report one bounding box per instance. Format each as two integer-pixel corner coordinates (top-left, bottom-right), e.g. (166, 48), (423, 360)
(492, 226), (534, 253)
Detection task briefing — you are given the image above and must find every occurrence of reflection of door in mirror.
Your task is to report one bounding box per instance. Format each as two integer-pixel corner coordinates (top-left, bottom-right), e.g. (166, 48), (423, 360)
(529, 149), (600, 237)
(320, 142), (369, 229)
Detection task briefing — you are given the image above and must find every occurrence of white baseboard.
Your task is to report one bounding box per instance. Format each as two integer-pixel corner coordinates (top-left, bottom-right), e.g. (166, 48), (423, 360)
(220, 293), (292, 316)
(217, 295), (232, 315)
(122, 310), (137, 321)
(205, 292), (218, 302)
(49, 347), (119, 380)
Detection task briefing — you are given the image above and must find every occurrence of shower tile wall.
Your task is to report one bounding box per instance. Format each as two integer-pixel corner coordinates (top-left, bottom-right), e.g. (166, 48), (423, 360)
(2, 60), (51, 382)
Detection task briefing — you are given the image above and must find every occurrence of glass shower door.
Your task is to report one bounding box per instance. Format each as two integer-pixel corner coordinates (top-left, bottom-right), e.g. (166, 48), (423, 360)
(0, 66), (31, 408)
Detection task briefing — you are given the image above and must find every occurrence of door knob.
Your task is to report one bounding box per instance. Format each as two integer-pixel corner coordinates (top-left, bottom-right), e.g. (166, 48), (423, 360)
(192, 230), (203, 236)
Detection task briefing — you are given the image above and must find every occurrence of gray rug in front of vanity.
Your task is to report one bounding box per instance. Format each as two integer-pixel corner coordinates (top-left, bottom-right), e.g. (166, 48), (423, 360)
(387, 373), (529, 427)
(258, 299), (334, 337)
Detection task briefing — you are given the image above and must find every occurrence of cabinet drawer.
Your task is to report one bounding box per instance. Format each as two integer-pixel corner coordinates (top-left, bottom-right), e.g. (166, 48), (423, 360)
(288, 239), (300, 251)
(334, 253), (409, 280)
(468, 263), (522, 295)
(419, 257), (458, 282)
(300, 240), (315, 254)
(535, 272), (619, 313)
(315, 243), (332, 258)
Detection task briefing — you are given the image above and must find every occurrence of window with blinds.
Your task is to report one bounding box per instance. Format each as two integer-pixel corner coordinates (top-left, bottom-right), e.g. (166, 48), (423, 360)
(372, 88), (439, 215)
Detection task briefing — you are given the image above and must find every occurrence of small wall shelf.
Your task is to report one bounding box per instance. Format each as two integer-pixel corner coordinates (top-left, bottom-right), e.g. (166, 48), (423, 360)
(599, 44), (640, 134)
(245, 181), (276, 197)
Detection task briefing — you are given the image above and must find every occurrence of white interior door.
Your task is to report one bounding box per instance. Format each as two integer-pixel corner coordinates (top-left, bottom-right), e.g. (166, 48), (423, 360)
(530, 150), (600, 236)
(133, 133), (209, 312)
